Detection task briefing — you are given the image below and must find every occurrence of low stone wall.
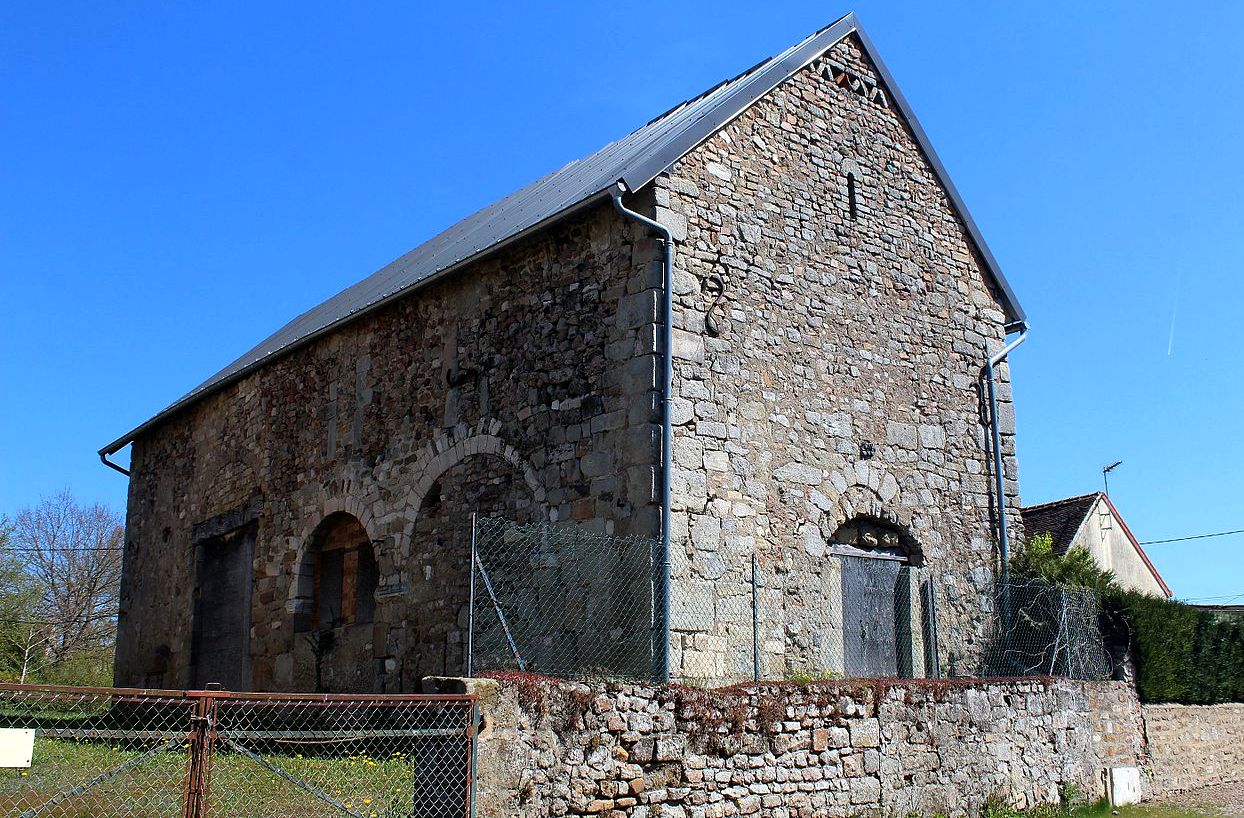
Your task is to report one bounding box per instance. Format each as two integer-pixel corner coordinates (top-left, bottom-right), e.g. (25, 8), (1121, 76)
(437, 675), (1144, 818)
(1143, 703), (1244, 795)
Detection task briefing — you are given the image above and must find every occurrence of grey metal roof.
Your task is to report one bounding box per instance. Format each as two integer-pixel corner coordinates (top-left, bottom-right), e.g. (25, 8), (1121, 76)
(102, 11), (1027, 456)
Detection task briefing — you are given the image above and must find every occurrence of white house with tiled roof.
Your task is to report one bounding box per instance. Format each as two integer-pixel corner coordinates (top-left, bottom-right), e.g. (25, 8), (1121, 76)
(1021, 493), (1171, 598)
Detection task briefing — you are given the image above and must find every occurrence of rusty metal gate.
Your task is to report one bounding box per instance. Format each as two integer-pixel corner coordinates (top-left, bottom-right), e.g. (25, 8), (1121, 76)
(0, 684), (477, 818)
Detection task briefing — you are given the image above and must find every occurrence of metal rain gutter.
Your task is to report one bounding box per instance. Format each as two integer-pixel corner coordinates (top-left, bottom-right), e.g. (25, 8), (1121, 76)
(610, 182), (673, 685)
(100, 451), (131, 477)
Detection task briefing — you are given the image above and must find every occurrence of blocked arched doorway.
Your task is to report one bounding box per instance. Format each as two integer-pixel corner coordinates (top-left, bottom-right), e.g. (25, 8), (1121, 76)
(292, 512), (379, 691)
(396, 452), (542, 686)
(829, 517), (925, 678)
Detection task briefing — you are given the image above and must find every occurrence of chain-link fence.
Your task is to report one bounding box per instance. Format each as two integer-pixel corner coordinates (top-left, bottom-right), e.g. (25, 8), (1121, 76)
(0, 684), (477, 818)
(0, 686), (195, 817)
(467, 516), (1115, 685)
(467, 515), (659, 680)
(978, 575), (1113, 680)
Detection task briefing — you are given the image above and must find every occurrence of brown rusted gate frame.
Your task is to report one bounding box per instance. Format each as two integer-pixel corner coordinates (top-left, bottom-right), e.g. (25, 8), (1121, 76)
(182, 689), (479, 818)
(182, 689), (220, 818)
(0, 683), (479, 818)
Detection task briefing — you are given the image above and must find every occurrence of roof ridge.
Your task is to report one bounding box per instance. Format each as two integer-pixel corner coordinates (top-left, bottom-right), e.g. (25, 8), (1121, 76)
(1021, 492), (1102, 512)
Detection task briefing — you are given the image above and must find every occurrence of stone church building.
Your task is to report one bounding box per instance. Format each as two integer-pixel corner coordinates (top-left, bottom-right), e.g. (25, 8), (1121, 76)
(103, 13), (1029, 692)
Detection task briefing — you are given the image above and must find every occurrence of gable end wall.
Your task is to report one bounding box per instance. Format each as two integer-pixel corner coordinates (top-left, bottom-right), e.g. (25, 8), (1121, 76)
(658, 34), (1023, 680)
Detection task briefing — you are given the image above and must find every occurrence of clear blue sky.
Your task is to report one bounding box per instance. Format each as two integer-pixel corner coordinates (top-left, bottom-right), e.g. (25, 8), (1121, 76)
(2, 1), (1241, 602)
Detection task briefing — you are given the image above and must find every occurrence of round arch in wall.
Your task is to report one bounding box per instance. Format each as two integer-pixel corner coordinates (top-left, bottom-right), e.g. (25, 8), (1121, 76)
(292, 511), (379, 633)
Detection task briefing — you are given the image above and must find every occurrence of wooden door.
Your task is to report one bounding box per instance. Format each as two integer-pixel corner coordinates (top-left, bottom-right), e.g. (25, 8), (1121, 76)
(190, 526), (255, 690)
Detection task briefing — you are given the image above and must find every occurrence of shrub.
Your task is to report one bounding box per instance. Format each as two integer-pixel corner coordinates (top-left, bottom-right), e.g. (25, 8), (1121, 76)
(1014, 534), (1244, 704)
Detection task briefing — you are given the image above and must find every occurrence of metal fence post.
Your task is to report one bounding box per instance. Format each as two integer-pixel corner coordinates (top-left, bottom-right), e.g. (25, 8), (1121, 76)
(751, 553), (760, 683)
(924, 578), (941, 679)
(468, 700), (480, 818)
(183, 690), (218, 818)
(467, 513), (477, 677)
(1051, 585), (1071, 677)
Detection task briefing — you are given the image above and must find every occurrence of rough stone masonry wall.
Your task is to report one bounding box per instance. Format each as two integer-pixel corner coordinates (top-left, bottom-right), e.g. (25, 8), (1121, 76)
(460, 675), (1143, 818)
(656, 34), (1022, 682)
(115, 200), (667, 692)
(1142, 704), (1244, 795)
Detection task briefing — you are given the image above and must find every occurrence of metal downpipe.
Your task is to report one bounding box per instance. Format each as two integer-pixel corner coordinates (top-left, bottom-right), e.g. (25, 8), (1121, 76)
(985, 326), (1028, 590)
(610, 183), (673, 685)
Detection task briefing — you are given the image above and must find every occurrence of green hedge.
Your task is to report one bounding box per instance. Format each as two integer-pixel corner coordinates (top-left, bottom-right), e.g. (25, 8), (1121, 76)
(1108, 591), (1244, 704)
(1014, 535), (1243, 704)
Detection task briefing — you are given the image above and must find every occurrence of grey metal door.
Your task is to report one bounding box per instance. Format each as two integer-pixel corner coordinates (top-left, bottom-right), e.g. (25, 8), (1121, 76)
(191, 526), (255, 689)
(842, 556), (900, 677)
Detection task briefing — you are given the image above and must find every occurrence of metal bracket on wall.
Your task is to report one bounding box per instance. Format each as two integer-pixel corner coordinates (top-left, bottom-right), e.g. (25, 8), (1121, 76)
(704, 271), (728, 337)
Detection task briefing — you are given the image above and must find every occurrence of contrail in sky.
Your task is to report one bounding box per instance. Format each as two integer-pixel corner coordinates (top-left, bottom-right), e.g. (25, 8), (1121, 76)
(1167, 261), (1182, 357)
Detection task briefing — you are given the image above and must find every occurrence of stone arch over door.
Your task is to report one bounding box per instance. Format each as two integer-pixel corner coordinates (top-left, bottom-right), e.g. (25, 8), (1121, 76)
(389, 426), (547, 688)
(819, 478), (919, 546)
(774, 463), (932, 679)
(397, 427), (546, 542)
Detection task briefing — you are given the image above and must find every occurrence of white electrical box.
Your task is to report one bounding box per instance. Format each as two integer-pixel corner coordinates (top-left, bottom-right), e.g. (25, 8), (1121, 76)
(0, 729), (34, 768)
(1110, 766), (1143, 805)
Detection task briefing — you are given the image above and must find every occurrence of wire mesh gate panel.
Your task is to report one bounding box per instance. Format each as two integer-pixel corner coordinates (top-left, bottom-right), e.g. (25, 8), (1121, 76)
(0, 686), (195, 817)
(469, 516), (659, 680)
(0, 685), (477, 818)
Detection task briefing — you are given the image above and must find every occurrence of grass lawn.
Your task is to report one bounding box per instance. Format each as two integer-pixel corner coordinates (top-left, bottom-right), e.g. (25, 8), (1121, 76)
(1115, 807), (1226, 818)
(0, 737), (456, 817)
(1094, 803), (1229, 818)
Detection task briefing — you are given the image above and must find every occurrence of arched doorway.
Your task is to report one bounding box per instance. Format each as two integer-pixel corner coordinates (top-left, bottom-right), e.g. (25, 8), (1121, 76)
(829, 517), (923, 678)
(398, 453), (540, 685)
(292, 512), (379, 691)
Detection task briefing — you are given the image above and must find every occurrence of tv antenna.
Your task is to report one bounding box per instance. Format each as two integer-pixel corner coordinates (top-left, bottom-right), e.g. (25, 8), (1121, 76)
(1102, 460), (1123, 495)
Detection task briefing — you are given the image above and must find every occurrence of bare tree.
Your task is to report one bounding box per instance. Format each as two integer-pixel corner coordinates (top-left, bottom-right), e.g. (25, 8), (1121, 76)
(0, 516), (44, 680)
(8, 625), (55, 683)
(10, 492), (123, 674)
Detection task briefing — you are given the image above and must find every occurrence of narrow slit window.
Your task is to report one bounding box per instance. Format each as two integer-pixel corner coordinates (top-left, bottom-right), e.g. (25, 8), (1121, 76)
(847, 172), (858, 220)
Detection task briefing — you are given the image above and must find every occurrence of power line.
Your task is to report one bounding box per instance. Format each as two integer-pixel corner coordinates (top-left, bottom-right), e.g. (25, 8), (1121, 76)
(0, 612), (120, 626)
(1181, 591), (1244, 603)
(0, 547), (122, 553)
(1140, 528), (1244, 546)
